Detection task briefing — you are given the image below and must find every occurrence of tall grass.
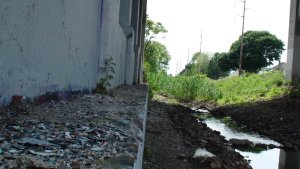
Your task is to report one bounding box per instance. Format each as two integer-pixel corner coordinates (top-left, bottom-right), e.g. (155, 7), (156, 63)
(147, 73), (222, 102)
(147, 71), (288, 105)
(215, 71), (288, 105)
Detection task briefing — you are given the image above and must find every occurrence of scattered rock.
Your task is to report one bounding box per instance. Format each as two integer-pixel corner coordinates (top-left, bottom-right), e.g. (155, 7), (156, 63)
(228, 139), (253, 147)
(0, 85), (148, 168)
(210, 158), (222, 169)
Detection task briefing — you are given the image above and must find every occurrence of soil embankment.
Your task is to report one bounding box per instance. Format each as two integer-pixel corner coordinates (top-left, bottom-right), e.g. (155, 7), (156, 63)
(143, 95), (300, 168)
(143, 97), (252, 169)
(211, 96), (300, 150)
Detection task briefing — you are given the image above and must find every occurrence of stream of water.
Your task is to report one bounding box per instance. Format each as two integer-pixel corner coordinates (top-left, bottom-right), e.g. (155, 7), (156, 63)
(193, 108), (300, 169)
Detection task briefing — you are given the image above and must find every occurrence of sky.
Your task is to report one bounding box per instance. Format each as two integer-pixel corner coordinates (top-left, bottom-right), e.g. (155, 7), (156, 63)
(146, 0), (291, 75)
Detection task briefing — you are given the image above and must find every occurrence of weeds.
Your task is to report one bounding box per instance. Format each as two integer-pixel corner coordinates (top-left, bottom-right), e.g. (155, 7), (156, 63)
(96, 56), (116, 94)
(146, 73), (222, 102)
(215, 71), (288, 105)
(146, 71), (288, 105)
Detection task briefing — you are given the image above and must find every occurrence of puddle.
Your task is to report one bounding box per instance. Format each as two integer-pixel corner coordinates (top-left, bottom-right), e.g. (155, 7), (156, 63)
(192, 108), (300, 169)
(236, 148), (300, 169)
(204, 118), (281, 146)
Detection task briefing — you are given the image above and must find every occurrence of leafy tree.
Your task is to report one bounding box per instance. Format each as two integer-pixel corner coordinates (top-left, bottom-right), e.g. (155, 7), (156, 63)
(144, 41), (171, 73)
(219, 31), (285, 73)
(207, 53), (229, 79)
(144, 16), (170, 73)
(181, 52), (210, 76)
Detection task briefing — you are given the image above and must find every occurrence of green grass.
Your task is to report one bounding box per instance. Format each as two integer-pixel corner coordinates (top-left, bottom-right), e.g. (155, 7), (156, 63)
(215, 71), (288, 105)
(146, 71), (289, 105)
(147, 73), (222, 102)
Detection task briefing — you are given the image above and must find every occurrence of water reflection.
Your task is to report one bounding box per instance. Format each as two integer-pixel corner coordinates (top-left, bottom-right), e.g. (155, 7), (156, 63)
(204, 118), (281, 146)
(237, 148), (280, 169)
(202, 117), (300, 169)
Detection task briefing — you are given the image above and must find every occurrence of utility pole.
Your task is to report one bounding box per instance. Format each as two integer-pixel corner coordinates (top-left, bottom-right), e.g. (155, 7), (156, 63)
(239, 0), (246, 77)
(176, 58), (178, 75)
(199, 30), (203, 74)
(179, 57), (181, 74)
(187, 49), (189, 76)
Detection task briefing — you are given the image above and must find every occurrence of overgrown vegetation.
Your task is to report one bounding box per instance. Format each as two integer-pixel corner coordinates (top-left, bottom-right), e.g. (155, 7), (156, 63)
(147, 72), (222, 102)
(147, 71), (289, 105)
(95, 56), (116, 94)
(143, 18), (289, 105)
(215, 71), (288, 105)
(287, 80), (300, 98)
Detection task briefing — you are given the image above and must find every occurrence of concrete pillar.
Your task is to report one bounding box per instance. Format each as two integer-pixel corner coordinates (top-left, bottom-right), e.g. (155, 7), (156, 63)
(125, 37), (135, 85)
(131, 0), (140, 83)
(287, 0), (300, 81)
(138, 0), (147, 83)
(279, 149), (300, 169)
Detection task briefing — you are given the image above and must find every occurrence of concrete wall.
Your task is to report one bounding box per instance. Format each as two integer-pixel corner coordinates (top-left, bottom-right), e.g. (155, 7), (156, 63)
(287, 0), (300, 81)
(0, 0), (147, 105)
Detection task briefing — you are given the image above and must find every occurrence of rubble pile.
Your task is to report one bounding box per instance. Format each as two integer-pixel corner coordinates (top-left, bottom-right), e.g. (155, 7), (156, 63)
(0, 85), (148, 169)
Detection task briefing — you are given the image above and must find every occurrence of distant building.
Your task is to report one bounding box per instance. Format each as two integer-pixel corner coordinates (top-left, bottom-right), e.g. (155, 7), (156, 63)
(229, 71), (239, 77)
(273, 62), (287, 72)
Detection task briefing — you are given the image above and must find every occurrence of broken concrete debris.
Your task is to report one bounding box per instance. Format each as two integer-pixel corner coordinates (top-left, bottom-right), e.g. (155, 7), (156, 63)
(0, 85), (148, 168)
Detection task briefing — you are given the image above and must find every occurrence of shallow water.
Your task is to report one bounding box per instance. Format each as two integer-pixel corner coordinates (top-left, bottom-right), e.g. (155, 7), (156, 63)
(204, 118), (281, 146)
(198, 113), (300, 169)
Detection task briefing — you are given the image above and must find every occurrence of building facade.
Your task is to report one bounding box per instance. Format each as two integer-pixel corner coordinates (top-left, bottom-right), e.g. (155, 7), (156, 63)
(0, 0), (147, 106)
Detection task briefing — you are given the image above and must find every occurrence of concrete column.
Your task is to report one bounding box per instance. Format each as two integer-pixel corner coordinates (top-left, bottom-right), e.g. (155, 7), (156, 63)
(279, 149), (300, 169)
(139, 0), (147, 83)
(287, 0), (300, 81)
(119, 0), (132, 26)
(131, 0), (140, 83)
(125, 37), (135, 85)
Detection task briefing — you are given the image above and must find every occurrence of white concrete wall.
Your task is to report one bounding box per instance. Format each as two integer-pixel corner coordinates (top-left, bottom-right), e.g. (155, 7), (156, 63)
(0, 0), (102, 105)
(99, 0), (128, 88)
(0, 0), (147, 105)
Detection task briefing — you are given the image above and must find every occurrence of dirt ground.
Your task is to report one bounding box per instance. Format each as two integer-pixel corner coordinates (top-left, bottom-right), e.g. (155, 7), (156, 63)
(211, 96), (300, 150)
(143, 95), (300, 169)
(143, 97), (252, 169)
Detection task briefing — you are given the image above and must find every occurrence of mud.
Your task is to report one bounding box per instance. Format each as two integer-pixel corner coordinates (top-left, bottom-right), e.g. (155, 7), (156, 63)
(143, 97), (252, 169)
(143, 95), (300, 169)
(211, 96), (300, 150)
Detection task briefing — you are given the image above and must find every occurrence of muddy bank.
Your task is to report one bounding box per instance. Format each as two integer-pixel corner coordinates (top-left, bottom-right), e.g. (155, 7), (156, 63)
(143, 97), (252, 169)
(210, 96), (300, 150)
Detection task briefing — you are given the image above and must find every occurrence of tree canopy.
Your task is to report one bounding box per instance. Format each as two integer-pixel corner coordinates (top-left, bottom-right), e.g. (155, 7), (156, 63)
(181, 52), (211, 76)
(144, 41), (170, 73)
(219, 30), (285, 73)
(144, 16), (170, 73)
(207, 52), (229, 79)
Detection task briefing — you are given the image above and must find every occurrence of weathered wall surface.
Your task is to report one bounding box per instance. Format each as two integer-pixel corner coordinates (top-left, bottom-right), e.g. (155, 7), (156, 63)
(99, 0), (128, 87)
(0, 0), (102, 104)
(0, 0), (147, 105)
(287, 0), (300, 81)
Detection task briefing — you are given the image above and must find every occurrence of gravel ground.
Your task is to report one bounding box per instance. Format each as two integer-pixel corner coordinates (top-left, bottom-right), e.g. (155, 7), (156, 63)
(0, 84), (148, 169)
